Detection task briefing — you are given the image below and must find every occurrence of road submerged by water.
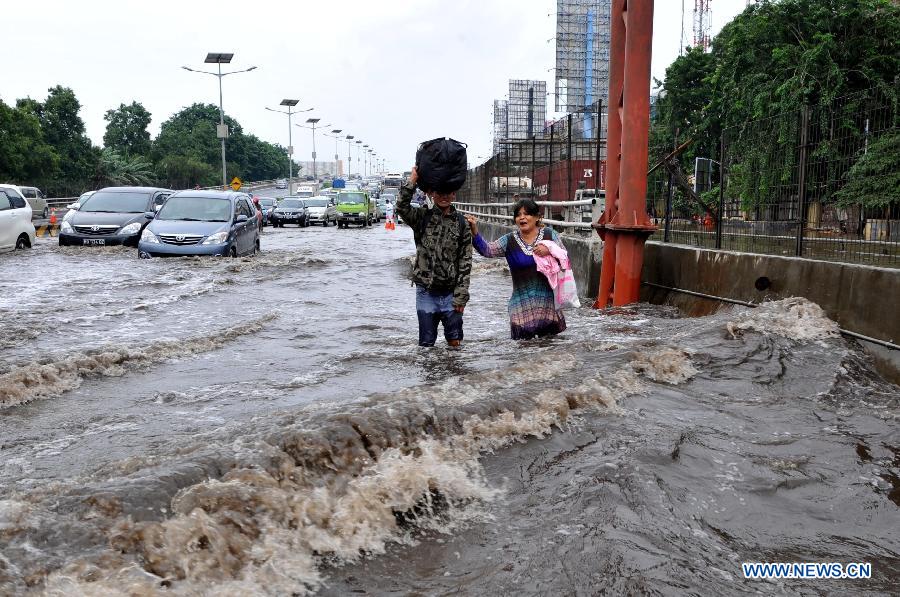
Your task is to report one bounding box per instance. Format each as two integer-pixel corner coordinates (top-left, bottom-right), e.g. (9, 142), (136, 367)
(0, 221), (898, 595)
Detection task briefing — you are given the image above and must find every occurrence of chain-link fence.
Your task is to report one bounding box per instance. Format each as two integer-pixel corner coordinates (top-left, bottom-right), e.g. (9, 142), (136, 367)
(645, 87), (898, 267)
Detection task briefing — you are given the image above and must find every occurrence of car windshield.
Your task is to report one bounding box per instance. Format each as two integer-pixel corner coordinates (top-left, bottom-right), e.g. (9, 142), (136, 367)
(297, 191), (314, 198)
(384, 178), (402, 187)
(338, 193), (366, 205)
(304, 199), (328, 207)
(81, 191), (151, 213)
(259, 199), (276, 207)
(156, 196), (231, 222)
(280, 199), (304, 208)
(77, 192), (93, 205)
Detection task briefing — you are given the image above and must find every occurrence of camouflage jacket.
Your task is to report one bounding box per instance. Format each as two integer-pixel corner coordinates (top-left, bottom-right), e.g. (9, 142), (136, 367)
(397, 182), (473, 307)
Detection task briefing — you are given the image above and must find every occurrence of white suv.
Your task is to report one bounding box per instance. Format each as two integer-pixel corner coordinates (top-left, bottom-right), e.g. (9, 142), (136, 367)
(0, 184), (36, 252)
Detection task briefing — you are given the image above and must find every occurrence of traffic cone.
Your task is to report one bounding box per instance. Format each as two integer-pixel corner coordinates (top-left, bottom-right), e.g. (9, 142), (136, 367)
(49, 209), (57, 225)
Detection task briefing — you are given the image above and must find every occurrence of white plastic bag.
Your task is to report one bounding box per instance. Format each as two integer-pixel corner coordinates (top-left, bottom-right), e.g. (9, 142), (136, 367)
(555, 269), (581, 309)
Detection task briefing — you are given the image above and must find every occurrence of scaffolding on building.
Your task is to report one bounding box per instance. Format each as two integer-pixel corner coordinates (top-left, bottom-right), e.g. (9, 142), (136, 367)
(492, 99), (508, 155)
(554, 0), (612, 139)
(507, 80), (547, 141)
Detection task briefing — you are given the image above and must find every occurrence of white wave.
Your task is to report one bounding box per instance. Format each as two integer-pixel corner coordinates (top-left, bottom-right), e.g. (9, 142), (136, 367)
(0, 314), (277, 409)
(727, 298), (840, 342)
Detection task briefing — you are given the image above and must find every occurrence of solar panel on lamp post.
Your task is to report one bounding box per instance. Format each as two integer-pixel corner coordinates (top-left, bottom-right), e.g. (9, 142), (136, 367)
(182, 53), (257, 188)
(295, 118), (329, 182)
(322, 129), (343, 178)
(265, 99), (312, 185)
(345, 135), (355, 179)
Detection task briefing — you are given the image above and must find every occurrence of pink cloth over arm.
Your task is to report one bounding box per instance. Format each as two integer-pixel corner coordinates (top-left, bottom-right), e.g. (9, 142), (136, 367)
(533, 240), (570, 289)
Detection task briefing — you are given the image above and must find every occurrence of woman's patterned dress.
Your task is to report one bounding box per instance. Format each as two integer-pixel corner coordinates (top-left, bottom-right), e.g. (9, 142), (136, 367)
(473, 226), (566, 340)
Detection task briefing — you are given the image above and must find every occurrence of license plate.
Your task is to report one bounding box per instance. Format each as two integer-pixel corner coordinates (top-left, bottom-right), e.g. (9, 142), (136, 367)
(83, 239), (106, 246)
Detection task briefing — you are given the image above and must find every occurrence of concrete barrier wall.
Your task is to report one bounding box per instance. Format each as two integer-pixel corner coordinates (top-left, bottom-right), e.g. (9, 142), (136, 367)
(640, 242), (900, 345)
(473, 221), (899, 377)
(640, 242), (900, 381)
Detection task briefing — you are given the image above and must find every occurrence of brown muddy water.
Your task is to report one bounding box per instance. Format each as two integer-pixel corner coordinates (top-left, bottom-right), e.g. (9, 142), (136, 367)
(0, 223), (897, 595)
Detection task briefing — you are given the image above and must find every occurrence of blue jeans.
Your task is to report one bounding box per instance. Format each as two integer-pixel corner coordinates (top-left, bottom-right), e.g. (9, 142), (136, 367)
(415, 286), (463, 346)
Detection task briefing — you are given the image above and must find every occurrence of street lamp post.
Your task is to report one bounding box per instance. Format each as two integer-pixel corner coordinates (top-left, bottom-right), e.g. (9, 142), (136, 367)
(363, 145), (369, 177)
(355, 140), (363, 178)
(182, 53), (257, 188)
(265, 100), (313, 184)
(345, 135), (355, 179)
(295, 119), (330, 182)
(324, 129), (343, 177)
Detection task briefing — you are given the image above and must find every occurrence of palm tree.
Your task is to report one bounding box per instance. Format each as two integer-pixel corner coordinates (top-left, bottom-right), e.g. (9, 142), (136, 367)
(94, 148), (154, 187)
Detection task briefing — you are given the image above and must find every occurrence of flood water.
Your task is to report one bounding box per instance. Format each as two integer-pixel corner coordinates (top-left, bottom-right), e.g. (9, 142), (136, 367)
(1, 221), (897, 595)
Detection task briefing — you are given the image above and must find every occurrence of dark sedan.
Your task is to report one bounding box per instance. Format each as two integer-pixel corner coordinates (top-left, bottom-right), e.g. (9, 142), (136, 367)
(59, 187), (172, 247)
(137, 191), (259, 258)
(270, 198), (309, 227)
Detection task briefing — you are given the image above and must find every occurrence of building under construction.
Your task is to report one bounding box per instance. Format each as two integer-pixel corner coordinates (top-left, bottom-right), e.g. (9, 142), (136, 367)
(554, 0), (612, 137)
(507, 80), (547, 140)
(492, 99), (508, 155)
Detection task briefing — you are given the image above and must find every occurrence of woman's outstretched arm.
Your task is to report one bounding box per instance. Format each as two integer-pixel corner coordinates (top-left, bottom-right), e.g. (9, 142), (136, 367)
(465, 214), (509, 258)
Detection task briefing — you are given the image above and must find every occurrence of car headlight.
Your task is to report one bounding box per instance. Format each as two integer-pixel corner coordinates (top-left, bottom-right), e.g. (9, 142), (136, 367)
(202, 231), (228, 245)
(61, 221), (73, 233)
(120, 222), (142, 235)
(140, 228), (160, 244)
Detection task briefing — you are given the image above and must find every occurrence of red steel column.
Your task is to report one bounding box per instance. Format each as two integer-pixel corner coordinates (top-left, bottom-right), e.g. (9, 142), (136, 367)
(594, 0), (657, 308)
(594, 0), (626, 308)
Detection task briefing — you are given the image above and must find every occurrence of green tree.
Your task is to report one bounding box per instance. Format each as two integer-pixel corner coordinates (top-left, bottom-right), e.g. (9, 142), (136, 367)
(155, 155), (218, 189)
(0, 99), (59, 184)
(18, 86), (98, 195)
(93, 148), (154, 187)
(832, 130), (900, 210)
(151, 103), (294, 187)
(103, 102), (152, 157)
(152, 103), (243, 167)
(652, 0), (900, 212)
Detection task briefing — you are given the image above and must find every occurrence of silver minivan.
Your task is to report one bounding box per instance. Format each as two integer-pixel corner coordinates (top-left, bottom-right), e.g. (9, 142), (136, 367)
(303, 196), (337, 226)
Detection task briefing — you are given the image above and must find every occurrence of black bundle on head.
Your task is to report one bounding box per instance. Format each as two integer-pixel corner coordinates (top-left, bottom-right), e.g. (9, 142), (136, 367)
(415, 138), (468, 194)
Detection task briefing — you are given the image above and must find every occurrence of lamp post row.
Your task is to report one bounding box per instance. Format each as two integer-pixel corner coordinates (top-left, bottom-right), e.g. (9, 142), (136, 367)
(183, 52), (386, 188)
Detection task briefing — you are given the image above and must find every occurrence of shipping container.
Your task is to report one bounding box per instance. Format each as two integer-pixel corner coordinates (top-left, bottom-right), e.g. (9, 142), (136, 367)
(533, 159), (606, 202)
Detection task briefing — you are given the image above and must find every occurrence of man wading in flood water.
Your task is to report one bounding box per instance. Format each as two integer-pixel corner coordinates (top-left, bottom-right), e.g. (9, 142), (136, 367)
(397, 166), (473, 347)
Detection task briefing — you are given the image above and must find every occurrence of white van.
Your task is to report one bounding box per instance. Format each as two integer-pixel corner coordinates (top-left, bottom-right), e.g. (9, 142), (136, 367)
(296, 185), (316, 198)
(0, 184), (36, 252)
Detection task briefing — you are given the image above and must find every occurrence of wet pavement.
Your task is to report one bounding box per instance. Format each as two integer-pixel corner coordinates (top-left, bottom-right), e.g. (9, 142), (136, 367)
(0, 221), (898, 595)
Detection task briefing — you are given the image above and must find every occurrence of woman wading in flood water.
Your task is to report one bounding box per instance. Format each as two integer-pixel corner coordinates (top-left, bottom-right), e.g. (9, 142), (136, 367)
(465, 198), (567, 340)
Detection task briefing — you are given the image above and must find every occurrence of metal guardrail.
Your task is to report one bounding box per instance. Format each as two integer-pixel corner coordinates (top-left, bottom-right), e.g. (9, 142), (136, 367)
(47, 197), (77, 209)
(456, 198), (602, 233)
(44, 179), (281, 211)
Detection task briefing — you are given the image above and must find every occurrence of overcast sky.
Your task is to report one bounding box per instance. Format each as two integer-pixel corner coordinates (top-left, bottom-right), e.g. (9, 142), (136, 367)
(3, 0), (746, 173)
